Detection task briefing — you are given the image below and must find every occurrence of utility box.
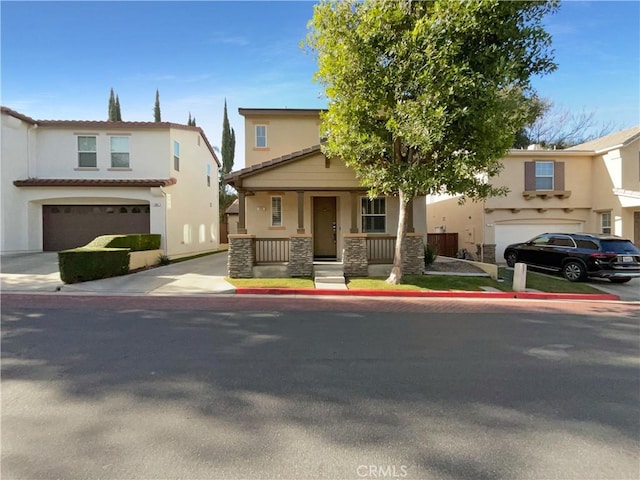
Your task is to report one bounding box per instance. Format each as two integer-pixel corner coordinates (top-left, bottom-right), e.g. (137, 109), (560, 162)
(513, 262), (527, 292)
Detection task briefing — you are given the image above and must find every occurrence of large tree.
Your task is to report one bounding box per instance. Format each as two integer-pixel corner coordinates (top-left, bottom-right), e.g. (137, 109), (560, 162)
(516, 99), (618, 149)
(154, 89), (161, 122)
(306, 0), (558, 283)
(114, 95), (122, 121)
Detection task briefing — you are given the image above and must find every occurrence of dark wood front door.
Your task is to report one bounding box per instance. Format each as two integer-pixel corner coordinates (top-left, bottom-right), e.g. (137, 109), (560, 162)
(313, 197), (337, 258)
(634, 211), (640, 248)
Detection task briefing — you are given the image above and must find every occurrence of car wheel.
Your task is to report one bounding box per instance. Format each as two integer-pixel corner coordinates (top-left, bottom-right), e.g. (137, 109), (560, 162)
(505, 251), (518, 268)
(562, 261), (586, 282)
(610, 278), (631, 284)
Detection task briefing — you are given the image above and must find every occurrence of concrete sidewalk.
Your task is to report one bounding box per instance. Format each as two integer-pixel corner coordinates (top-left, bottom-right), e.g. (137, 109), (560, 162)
(1, 251), (235, 295)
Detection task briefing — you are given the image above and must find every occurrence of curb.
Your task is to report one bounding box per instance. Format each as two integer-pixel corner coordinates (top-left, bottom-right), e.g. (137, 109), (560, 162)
(234, 288), (620, 301)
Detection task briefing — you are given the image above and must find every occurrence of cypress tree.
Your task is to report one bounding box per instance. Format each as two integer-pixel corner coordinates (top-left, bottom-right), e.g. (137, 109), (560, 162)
(188, 112), (192, 126)
(154, 89), (161, 122)
(114, 95), (122, 121)
(221, 99), (235, 178)
(108, 88), (116, 121)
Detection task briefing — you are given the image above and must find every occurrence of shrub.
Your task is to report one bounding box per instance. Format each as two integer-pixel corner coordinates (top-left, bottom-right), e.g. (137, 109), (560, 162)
(424, 243), (437, 266)
(85, 234), (161, 251)
(58, 248), (129, 284)
(158, 253), (171, 266)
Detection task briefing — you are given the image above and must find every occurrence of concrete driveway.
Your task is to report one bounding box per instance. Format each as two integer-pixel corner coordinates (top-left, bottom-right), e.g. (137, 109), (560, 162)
(0, 251), (235, 295)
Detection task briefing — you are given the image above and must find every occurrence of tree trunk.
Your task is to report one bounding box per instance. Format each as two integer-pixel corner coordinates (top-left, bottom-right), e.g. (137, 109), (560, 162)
(386, 188), (409, 285)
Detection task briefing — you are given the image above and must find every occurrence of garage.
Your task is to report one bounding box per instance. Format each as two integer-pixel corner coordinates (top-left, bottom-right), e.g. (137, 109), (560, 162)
(494, 223), (583, 264)
(43, 204), (150, 251)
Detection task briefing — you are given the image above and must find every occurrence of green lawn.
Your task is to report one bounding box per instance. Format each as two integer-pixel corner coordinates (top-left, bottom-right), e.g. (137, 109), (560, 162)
(227, 269), (604, 294)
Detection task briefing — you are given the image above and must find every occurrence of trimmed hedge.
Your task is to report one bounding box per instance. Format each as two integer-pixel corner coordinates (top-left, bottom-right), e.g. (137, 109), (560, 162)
(85, 234), (161, 251)
(59, 248), (130, 284)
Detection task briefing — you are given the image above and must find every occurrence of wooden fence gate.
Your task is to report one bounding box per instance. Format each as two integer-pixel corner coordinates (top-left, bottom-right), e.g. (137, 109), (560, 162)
(427, 233), (458, 258)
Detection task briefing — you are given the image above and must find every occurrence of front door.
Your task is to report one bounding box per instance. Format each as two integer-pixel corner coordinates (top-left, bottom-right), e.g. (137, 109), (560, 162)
(313, 197), (337, 258)
(634, 211), (640, 248)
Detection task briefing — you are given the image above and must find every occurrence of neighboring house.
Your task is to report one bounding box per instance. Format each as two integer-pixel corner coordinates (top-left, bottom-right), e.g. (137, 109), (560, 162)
(225, 199), (239, 236)
(1, 106), (221, 258)
(225, 108), (426, 277)
(427, 125), (640, 263)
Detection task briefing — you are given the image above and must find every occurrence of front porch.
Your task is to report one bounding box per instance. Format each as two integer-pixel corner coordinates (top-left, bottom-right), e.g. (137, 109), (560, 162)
(227, 233), (425, 278)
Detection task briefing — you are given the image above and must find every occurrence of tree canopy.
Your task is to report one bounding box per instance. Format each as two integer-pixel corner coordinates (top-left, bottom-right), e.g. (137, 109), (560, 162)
(306, 0), (558, 283)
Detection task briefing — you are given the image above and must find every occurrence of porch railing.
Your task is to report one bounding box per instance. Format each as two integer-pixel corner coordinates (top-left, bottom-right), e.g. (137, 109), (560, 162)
(366, 235), (396, 264)
(254, 237), (290, 264)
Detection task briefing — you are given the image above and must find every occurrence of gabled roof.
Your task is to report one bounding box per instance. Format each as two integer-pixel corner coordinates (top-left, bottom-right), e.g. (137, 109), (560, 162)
(225, 199), (239, 215)
(13, 178), (177, 188)
(1, 106), (221, 167)
(568, 125), (640, 153)
(1, 106), (37, 125)
(225, 145), (323, 185)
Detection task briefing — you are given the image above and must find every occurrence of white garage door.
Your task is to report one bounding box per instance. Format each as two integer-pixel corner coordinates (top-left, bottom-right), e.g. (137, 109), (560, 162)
(495, 223), (583, 264)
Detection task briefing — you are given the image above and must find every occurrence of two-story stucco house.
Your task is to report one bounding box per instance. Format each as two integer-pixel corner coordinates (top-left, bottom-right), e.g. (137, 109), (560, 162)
(427, 125), (640, 263)
(225, 108), (426, 278)
(1, 106), (221, 258)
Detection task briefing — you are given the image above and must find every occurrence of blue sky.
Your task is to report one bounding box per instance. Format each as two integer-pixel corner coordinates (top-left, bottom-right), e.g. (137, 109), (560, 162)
(2, 1), (638, 169)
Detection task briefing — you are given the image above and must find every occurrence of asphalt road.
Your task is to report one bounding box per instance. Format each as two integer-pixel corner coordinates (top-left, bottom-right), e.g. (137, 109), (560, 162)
(2, 295), (639, 480)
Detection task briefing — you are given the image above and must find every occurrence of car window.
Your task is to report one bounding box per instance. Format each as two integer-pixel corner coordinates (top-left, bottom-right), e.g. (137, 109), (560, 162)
(575, 239), (599, 250)
(600, 240), (640, 254)
(530, 235), (551, 246)
(550, 236), (575, 247)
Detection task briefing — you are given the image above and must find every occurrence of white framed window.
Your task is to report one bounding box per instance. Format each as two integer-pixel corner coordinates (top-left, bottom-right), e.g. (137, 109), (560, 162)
(271, 196), (282, 227)
(77, 136), (97, 167)
(535, 161), (554, 190)
(206, 164), (211, 187)
(361, 197), (386, 233)
(173, 141), (180, 171)
(601, 211), (612, 234)
(255, 125), (267, 148)
(110, 136), (130, 168)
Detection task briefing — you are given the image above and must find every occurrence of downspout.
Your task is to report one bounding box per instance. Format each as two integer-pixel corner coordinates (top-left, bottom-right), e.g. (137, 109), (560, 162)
(159, 186), (169, 256)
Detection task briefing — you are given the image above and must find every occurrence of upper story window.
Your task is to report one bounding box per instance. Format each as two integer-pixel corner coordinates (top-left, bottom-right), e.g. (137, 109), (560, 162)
(206, 164), (211, 187)
(255, 125), (267, 148)
(110, 136), (130, 168)
(77, 136), (97, 167)
(361, 197), (386, 233)
(535, 161), (554, 190)
(173, 141), (180, 171)
(271, 196), (282, 227)
(601, 211), (612, 234)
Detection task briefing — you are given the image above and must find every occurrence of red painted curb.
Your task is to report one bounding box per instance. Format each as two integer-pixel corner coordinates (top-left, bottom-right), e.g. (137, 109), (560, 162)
(234, 288), (619, 301)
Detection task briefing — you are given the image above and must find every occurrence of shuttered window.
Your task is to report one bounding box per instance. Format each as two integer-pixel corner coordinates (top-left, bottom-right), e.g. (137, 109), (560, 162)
(271, 196), (282, 227)
(525, 161), (565, 191)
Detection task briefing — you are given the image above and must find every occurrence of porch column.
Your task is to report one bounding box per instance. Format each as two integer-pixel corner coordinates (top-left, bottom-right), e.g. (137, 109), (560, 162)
(407, 197), (415, 233)
(350, 191), (359, 233)
(297, 191), (305, 234)
(237, 190), (247, 234)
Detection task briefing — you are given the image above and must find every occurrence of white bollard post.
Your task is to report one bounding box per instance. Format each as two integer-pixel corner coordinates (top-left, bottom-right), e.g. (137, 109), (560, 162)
(512, 262), (527, 292)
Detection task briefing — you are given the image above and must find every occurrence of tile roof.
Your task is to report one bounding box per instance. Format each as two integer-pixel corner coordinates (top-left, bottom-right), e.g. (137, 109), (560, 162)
(13, 178), (177, 188)
(1, 106), (37, 124)
(225, 145), (323, 184)
(568, 125), (640, 152)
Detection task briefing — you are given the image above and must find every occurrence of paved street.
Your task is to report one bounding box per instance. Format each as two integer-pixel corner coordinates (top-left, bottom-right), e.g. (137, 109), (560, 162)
(2, 295), (638, 480)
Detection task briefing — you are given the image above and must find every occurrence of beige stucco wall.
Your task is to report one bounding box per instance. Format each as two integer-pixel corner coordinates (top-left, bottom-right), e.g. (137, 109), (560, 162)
(1, 112), (36, 253)
(426, 194), (484, 252)
(165, 128), (219, 258)
(242, 152), (361, 189)
(243, 113), (321, 167)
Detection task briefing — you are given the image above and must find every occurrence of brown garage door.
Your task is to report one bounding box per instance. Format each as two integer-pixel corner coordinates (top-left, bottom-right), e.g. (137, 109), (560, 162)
(43, 205), (151, 251)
